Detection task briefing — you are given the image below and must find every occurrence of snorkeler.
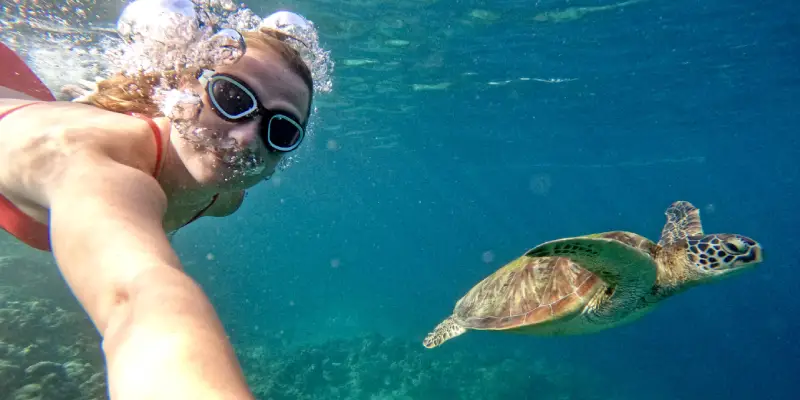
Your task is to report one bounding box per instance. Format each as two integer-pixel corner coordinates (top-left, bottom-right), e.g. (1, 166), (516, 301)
(0, 2), (328, 399)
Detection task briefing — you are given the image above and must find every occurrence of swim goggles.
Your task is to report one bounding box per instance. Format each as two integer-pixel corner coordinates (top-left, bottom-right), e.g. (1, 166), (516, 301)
(198, 69), (305, 152)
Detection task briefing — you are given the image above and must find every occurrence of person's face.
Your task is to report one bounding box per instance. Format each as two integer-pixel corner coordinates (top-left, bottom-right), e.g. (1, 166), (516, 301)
(182, 45), (311, 189)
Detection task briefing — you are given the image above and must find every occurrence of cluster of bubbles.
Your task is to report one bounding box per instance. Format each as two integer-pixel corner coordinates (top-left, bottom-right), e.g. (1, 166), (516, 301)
(113, 0), (252, 75)
(107, 0), (334, 177)
(111, 0), (333, 94)
(259, 10), (334, 94)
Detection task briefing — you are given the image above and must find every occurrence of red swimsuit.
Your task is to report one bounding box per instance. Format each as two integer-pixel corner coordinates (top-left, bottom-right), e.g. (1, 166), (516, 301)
(0, 42), (217, 251)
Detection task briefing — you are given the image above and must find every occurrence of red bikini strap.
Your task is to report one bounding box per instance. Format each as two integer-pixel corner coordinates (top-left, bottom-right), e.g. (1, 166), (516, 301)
(130, 113), (164, 178)
(0, 102), (45, 121)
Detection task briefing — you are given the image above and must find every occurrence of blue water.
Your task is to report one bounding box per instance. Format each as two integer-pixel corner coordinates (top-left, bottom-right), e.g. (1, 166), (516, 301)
(5, 0), (797, 398)
(168, 0), (799, 398)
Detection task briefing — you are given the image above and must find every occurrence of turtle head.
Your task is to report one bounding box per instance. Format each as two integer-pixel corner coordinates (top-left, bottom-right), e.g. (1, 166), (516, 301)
(685, 234), (763, 280)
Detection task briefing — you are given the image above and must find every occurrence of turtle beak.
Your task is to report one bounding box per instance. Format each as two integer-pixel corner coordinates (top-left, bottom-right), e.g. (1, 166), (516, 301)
(735, 244), (763, 267)
(751, 245), (764, 264)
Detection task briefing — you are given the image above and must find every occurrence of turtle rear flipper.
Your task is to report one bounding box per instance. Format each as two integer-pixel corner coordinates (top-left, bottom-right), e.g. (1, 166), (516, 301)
(525, 237), (657, 316)
(423, 315), (467, 349)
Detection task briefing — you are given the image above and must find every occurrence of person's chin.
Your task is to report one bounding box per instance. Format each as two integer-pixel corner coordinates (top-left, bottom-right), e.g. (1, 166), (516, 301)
(213, 165), (272, 190)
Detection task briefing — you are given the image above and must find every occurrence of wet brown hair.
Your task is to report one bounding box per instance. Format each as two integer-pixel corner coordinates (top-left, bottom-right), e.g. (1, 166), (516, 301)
(86, 28), (313, 118)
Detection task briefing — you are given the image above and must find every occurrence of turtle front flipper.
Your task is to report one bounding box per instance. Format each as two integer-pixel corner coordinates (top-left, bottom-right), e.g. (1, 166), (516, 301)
(658, 201), (704, 247)
(525, 237), (657, 319)
(423, 315), (467, 349)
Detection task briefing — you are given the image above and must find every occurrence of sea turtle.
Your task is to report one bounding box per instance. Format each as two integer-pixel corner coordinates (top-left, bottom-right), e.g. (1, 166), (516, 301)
(422, 201), (763, 349)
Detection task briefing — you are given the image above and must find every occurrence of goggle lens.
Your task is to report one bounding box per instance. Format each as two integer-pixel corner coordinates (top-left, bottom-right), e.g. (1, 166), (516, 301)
(267, 115), (303, 151)
(209, 77), (258, 119)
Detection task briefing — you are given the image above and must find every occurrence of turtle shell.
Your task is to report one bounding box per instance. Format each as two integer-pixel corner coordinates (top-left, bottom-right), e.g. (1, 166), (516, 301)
(452, 255), (605, 330)
(592, 231), (659, 256)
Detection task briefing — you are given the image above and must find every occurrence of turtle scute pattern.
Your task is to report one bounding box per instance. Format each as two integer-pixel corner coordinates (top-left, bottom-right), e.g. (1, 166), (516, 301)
(524, 240), (613, 282)
(526, 241), (600, 259)
(524, 232), (658, 286)
(526, 231), (656, 260)
(595, 231), (658, 255)
(453, 256), (602, 330)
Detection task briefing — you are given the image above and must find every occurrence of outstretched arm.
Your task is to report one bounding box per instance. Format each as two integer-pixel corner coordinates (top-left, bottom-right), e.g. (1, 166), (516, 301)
(51, 158), (254, 400)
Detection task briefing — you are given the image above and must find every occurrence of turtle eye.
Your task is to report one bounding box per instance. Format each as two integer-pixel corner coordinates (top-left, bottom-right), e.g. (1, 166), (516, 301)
(723, 239), (746, 254)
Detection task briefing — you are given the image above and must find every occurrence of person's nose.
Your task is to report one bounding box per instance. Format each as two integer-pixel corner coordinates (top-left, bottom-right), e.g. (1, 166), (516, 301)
(227, 118), (262, 148)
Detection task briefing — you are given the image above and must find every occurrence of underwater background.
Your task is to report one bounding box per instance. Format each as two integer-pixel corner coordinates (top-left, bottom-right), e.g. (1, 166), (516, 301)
(1, 0), (798, 399)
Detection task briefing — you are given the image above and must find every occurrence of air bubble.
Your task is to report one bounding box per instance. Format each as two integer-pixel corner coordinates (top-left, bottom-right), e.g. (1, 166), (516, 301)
(261, 11), (312, 31)
(529, 173), (552, 196)
(117, 0), (200, 46)
(159, 89), (202, 120)
(207, 28), (246, 66)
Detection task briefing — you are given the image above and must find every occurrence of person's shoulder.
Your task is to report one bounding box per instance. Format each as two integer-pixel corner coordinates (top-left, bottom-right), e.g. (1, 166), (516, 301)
(103, 111), (169, 177)
(46, 103), (169, 177)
